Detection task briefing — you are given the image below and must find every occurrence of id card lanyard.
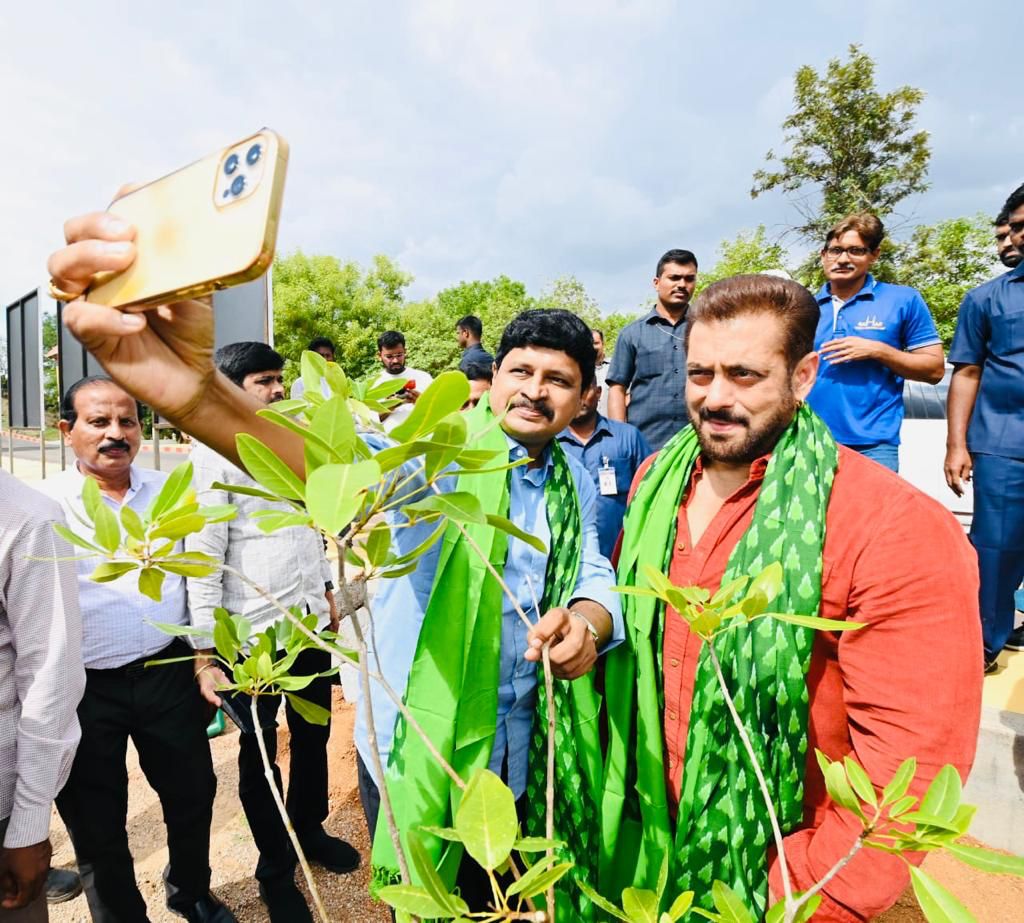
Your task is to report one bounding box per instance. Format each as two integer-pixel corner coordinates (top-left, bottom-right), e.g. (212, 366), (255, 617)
(598, 455), (618, 496)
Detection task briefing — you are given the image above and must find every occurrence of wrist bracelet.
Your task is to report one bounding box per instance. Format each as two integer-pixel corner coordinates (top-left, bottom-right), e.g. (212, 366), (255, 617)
(569, 610), (601, 648)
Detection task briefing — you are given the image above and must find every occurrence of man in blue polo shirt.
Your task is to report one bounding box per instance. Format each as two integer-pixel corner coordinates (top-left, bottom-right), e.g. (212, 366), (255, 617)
(558, 380), (651, 557)
(946, 183), (1024, 673)
(807, 213), (945, 472)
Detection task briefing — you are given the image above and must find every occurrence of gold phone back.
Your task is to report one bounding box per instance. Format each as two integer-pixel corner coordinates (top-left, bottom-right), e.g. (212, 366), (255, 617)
(87, 129), (288, 308)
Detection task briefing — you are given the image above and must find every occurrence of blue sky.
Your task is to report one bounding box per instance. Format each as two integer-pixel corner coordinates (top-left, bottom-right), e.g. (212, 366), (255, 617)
(2, 1), (1020, 315)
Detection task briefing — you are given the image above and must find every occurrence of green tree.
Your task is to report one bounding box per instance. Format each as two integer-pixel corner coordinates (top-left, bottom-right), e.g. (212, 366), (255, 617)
(272, 251), (411, 382)
(696, 226), (792, 293)
(888, 215), (998, 346)
(400, 276), (535, 375)
(751, 45), (931, 244)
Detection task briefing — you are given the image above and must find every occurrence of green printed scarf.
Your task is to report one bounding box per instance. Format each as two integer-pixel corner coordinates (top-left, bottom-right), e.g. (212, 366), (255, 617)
(371, 400), (603, 920)
(600, 404), (838, 916)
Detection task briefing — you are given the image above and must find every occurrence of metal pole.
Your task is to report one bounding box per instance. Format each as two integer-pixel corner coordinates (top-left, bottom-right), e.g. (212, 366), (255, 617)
(152, 414), (161, 471)
(7, 429), (12, 474)
(36, 287), (46, 480)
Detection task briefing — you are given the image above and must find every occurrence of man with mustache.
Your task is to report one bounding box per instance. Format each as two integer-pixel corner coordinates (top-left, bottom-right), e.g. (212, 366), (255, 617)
(185, 343), (355, 923)
(607, 249), (699, 451)
(47, 205), (621, 918)
(807, 213), (945, 473)
(374, 330), (433, 432)
(602, 275), (981, 921)
(43, 377), (233, 923)
(994, 208), (1022, 270)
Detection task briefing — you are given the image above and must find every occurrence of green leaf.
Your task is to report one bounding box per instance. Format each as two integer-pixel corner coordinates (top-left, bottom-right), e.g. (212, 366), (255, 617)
(147, 462), (195, 520)
(506, 859), (572, 899)
(305, 460), (381, 535)
(900, 812), (963, 833)
(745, 562), (783, 606)
(815, 748), (833, 780)
(53, 522), (102, 553)
(310, 396), (358, 461)
(454, 768), (518, 871)
(372, 440), (434, 474)
(765, 894), (821, 923)
(484, 513), (548, 553)
(90, 497), (121, 554)
(284, 693), (330, 725)
(908, 865), (977, 923)
(710, 575), (750, 608)
(250, 510), (313, 533)
(882, 757), (917, 806)
(711, 880), (756, 923)
(213, 619), (239, 664)
(82, 475), (103, 524)
(388, 522), (447, 566)
(825, 762), (865, 820)
(236, 433), (307, 502)
(149, 514), (207, 542)
(424, 413), (468, 479)
(405, 491), (486, 525)
(120, 505), (146, 541)
(889, 795), (918, 818)
(91, 561), (138, 583)
(767, 612), (866, 632)
(407, 831), (468, 917)
(419, 825), (462, 843)
(667, 891), (695, 921)
(376, 885), (448, 918)
(147, 620), (212, 638)
(256, 407), (337, 457)
(920, 765), (962, 824)
(197, 504), (237, 523)
(300, 348), (328, 398)
(946, 843), (1024, 877)
(390, 371), (471, 442)
(513, 836), (565, 852)
(576, 881), (631, 921)
(138, 567), (166, 601)
(844, 756), (878, 808)
(210, 481), (285, 502)
(363, 521), (392, 567)
(622, 887), (660, 922)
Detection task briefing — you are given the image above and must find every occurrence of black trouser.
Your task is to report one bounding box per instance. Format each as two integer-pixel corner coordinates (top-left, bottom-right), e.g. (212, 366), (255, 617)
(357, 754), (525, 913)
(56, 640), (216, 923)
(225, 645), (333, 884)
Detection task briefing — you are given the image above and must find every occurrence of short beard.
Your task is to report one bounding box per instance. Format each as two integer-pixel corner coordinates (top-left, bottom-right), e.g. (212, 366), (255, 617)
(690, 394), (798, 465)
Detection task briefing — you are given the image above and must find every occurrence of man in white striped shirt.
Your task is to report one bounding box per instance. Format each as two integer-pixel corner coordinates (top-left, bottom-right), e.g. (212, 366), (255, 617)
(0, 471), (84, 922)
(187, 344), (357, 923)
(43, 377), (234, 923)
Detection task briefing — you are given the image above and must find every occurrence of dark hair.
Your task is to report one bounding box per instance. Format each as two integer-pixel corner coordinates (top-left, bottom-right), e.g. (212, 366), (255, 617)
(464, 361), (493, 383)
(824, 213), (885, 250)
(994, 208), (1010, 227)
(215, 342), (284, 387)
(685, 275), (820, 373)
(592, 329), (605, 342)
(656, 249), (698, 277)
(307, 336), (335, 354)
(61, 375), (142, 429)
(1002, 183), (1024, 221)
(456, 315), (483, 339)
(494, 309), (596, 391)
(377, 330), (406, 352)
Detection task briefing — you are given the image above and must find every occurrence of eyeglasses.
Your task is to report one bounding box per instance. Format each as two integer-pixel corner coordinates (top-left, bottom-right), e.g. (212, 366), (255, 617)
(824, 246), (872, 258)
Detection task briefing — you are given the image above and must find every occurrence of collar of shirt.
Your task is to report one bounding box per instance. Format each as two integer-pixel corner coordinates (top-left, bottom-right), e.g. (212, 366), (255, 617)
(505, 433), (553, 485)
(816, 273), (877, 306)
(1010, 263), (1024, 284)
(688, 452), (771, 493)
(66, 460), (144, 503)
(557, 414), (614, 448)
(642, 306), (687, 328)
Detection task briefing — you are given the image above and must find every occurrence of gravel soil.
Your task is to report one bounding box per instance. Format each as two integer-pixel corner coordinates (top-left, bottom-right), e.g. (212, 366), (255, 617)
(45, 690), (1024, 921)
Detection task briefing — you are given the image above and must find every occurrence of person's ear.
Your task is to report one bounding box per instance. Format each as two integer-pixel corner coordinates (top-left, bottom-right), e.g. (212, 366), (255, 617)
(792, 352), (819, 403)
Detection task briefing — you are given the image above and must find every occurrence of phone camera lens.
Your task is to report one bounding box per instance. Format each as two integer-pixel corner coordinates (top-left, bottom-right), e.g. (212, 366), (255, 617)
(224, 153), (239, 176)
(230, 175), (246, 197)
(246, 143), (262, 166)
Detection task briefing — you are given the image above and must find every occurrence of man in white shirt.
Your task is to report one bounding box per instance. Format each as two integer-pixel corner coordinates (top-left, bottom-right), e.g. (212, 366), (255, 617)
(0, 472), (84, 923)
(374, 330), (433, 432)
(43, 377), (233, 923)
(187, 343), (357, 923)
(288, 337), (335, 401)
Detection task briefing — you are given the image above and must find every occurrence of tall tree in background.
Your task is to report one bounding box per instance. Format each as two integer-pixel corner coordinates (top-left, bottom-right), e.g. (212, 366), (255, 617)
(695, 227), (791, 293)
(751, 44), (931, 244)
(272, 251), (410, 380)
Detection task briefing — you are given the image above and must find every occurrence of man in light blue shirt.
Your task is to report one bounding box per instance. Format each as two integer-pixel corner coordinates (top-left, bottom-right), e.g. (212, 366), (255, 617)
(354, 310), (622, 910)
(807, 213), (945, 472)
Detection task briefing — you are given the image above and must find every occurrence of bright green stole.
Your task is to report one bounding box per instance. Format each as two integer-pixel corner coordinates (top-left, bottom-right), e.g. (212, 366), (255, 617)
(371, 401), (604, 919)
(600, 405), (838, 916)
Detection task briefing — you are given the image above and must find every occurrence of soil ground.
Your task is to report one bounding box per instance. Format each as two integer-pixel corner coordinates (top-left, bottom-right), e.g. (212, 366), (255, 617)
(46, 692), (1024, 922)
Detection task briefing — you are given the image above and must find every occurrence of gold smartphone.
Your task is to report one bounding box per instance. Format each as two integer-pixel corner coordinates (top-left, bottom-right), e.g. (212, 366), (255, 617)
(86, 128), (288, 309)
